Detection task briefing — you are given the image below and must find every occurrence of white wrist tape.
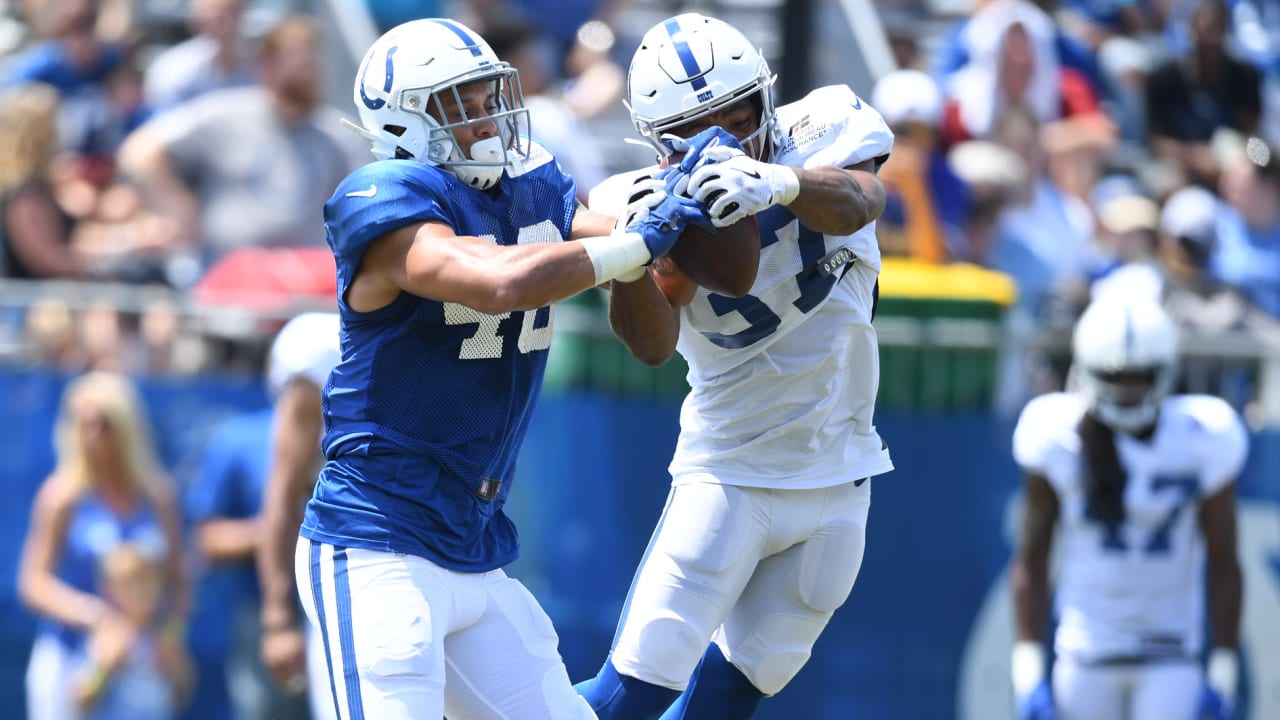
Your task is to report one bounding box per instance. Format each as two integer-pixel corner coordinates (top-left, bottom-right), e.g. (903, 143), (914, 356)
(1011, 641), (1046, 701)
(773, 165), (801, 206)
(579, 232), (651, 284)
(1207, 647), (1238, 703)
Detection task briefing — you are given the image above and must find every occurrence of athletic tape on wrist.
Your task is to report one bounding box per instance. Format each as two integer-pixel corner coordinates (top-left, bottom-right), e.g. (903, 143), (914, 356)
(580, 233), (651, 284)
(775, 166), (801, 206)
(1011, 641), (1046, 700)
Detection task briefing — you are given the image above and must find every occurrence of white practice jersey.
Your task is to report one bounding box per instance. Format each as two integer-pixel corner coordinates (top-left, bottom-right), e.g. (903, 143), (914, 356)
(592, 85), (895, 489)
(1013, 392), (1249, 663)
(268, 312), (341, 398)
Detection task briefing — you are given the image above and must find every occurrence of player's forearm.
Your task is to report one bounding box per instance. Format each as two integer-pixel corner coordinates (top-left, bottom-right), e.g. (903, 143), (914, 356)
(1207, 559), (1242, 649)
(786, 166), (885, 236)
(608, 274), (679, 367)
(196, 518), (260, 562)
(1010, 559), (1051, 642)
(258, 482), (307, 628)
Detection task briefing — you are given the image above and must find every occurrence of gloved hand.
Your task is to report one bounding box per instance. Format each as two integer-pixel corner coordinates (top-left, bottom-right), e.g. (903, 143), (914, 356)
(1200, 647), (1238, 720)
(612, 169), (669, 235)
(626, 191), (713, 262)
(1016, 680), (1056, 720)
(1198, 685), (1232, 720)
(659, 127), (745, 197)
(613, 127), (743, 235)
(686, 152), (801, 227)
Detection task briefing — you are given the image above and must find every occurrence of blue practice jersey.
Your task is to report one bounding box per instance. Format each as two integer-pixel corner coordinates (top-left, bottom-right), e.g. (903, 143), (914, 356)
(301, 149), (577, 572)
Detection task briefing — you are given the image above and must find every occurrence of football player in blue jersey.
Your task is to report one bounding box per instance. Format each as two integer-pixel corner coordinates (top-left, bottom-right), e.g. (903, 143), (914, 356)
(576, 12), (895, 720)
(294, 17), (724, 720)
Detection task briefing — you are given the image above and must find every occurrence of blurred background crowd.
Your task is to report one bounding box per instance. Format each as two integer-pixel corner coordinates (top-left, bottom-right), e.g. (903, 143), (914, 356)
(1, 0), (1278, 718)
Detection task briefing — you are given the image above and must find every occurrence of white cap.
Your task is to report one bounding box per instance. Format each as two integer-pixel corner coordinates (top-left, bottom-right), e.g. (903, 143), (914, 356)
(871, 69), (943, 128)
(1098, 194), (1159, 235)
(1159, 186), (1218, 246)
(268, 312), (342, 398)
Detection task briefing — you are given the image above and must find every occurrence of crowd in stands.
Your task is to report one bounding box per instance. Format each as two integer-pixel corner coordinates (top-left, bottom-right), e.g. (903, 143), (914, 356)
(873, 0), (1280, 416)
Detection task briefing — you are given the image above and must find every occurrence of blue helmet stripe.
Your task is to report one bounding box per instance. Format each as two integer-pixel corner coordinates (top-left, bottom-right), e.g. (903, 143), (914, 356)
(664, 18), (708, 92)
(434, 18), (484, 56)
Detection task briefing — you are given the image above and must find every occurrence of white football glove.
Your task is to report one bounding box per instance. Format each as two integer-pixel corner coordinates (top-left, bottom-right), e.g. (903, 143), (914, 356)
(686, 154), (801, 227)
(612, 169), (668, 235)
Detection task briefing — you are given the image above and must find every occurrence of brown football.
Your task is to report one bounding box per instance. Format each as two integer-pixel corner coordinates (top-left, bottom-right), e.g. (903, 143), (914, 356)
(668, 214), (760, 297)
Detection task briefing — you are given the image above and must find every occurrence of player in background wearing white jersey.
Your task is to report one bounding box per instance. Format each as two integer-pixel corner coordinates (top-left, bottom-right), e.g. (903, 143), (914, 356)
(575, 13), (894, 719)
(1010, 296), (1244, 720)
(255, 312), (341, 720)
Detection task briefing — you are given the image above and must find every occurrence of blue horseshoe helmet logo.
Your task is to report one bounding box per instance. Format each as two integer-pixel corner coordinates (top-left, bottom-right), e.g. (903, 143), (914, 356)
(360, 46), (397, 110)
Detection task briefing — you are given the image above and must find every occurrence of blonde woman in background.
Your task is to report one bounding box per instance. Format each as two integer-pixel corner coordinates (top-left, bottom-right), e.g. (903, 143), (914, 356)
(0, 82), (88, 279)
(17, 371), (187, 720)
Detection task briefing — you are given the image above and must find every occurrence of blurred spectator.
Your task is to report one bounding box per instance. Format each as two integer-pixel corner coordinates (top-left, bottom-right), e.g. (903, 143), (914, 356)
(255, 312), (340, 720)
(1088, 191), (1163, 301)
(1096, 35), (1154, 148)
(183, 387), (309, 720)
(0, 82), (89, 279)
(0, 0), (134, 159)
(1158, 183), (1280, 404)
(17, 370), (186, 720)
(871, 68), (971, 262)
(940, 0), (1103, 147)
(986, 108), (1094, 320)
(1146, 0), (1262, 185)
(485, 15), (607, 201)
(1211, 136), (1280, 317)
(70, 543), (193, 720)
(117, 15), (368, 281)
(560, 18), (625, 122)
(936, 0), (1105, 149)
(142, 0), (257, 112)
(946, 139), (1028, 265)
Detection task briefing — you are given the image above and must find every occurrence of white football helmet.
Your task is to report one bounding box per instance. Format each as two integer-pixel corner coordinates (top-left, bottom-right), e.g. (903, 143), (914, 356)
(1071, 296), (1179, 432)
(626, 13), (777, 160)
(348, 18), (530, 190)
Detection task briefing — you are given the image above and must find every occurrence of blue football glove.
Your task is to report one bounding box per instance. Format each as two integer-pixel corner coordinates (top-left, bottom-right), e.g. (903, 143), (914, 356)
(658, 127), (745, 197)
(626, 191), (713, 262)
(1016, 680), (1056, 720)
(1198, 686), (1232, 720)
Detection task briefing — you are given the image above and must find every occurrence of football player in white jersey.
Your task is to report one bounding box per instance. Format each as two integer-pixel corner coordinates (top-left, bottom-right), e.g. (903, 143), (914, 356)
(1009, 296), (1245, 720)
(256, 312), (342, 720)
(575, 13), (895, 719)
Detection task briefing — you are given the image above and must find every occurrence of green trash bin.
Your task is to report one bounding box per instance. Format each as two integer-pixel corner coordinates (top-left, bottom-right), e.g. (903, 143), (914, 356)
(874, 259), (1017, 413)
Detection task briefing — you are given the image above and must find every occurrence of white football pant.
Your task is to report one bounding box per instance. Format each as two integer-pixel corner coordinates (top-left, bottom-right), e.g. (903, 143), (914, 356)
(610, 478), (871, 695)
(296, 539), (595, 720)
(1053, 656), (1202, 720)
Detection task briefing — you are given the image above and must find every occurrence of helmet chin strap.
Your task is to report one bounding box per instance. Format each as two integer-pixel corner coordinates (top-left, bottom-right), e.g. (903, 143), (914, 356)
(451, 136), (507, 190)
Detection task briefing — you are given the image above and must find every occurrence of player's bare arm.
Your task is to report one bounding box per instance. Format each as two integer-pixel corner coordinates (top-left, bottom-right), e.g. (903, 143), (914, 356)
(1200, 484), (1242, 650)
(257, 378), (324, 687)
(1011, 472), (1057, 643)
(608, 261), (684, 367)
(787, 158), (887, 236)
(349, 221), (601, 315)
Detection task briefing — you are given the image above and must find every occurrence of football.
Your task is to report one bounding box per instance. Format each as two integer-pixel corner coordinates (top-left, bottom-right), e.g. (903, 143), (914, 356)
(668, 214), (760, 297)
